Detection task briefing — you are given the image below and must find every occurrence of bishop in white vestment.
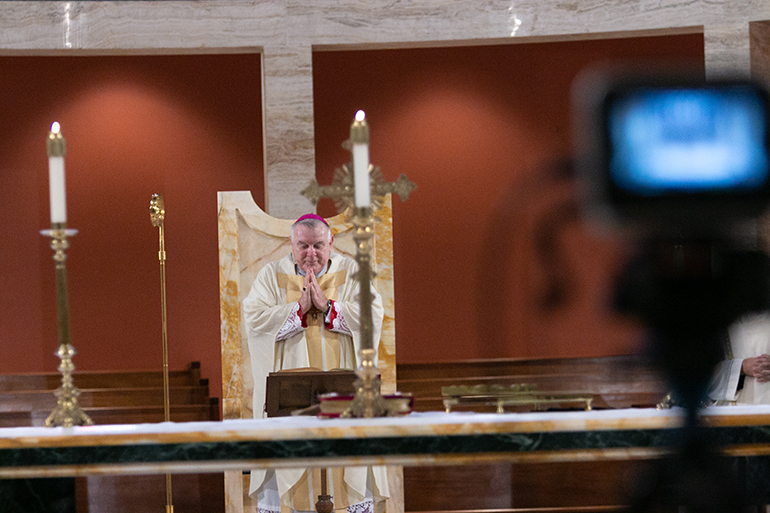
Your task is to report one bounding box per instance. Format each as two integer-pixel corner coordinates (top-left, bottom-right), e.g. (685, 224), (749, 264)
(242, 214), (388, 513)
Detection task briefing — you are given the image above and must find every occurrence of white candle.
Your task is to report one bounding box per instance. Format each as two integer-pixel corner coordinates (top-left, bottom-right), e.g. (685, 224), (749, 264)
(47, 122), (67, 224)
(351, 110), (370, 208)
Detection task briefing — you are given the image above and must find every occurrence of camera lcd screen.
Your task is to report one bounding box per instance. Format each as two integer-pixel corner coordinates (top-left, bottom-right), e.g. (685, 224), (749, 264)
(607, 86), (770, 196)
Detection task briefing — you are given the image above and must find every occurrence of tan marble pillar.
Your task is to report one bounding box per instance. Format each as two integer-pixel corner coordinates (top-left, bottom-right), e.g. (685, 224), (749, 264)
(705, 23), (770, 247)
(750, 21), (770, 85)
(262, 45), (317, 219)
(751, 22), (770, 251)
(704, 23), (752, 79)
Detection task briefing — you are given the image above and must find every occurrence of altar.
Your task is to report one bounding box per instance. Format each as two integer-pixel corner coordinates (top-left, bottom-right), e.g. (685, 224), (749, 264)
(1, 406), (769, 503)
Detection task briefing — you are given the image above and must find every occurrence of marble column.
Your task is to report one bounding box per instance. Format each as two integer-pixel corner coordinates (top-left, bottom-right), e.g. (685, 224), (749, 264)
(750, 22), (770, 249)
(262, 45), (317, 219)
(704, 23), (752, 79)
(750, 21), (770, 85)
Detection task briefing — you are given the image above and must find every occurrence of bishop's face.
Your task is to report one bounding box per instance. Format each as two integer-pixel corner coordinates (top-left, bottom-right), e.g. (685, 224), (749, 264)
(291, 224), (333, 275)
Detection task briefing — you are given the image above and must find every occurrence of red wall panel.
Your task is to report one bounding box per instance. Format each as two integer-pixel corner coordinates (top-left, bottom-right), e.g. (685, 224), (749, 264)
(313, 34), (705, 363)
(0, 54), (263, 401)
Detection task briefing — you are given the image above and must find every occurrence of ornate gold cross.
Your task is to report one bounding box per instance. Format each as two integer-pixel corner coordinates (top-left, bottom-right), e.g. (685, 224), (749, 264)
(301, 160), (416, 213)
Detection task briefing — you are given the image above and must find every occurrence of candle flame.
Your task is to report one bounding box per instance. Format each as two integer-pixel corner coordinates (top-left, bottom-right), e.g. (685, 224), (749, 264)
(355, 110), (366, 122)
(51, 122), (61, 134)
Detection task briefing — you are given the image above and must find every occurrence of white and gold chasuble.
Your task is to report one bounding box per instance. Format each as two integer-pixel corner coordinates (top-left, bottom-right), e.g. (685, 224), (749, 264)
(276, 269), (350, 370)
(242, 253), (387, 513)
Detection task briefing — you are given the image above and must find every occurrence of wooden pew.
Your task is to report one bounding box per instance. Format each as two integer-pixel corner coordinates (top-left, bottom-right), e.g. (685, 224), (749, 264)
(0, 366), (206, 391)
(0, 362), (219, 427)
(396, 355), (667, 512)
(0, 362), (224, 513)
(0, 363), (216, 419)
(397, 355), (666, 412)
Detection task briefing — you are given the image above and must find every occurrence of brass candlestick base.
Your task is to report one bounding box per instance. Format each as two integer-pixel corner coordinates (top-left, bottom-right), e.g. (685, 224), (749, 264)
(343, 348), (387, 418)
(42, 225), (93, 428)
(45, 343), (92, 427)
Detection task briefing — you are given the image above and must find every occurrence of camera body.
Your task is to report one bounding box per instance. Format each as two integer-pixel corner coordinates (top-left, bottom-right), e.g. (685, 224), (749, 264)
(573, 67), (770, 240)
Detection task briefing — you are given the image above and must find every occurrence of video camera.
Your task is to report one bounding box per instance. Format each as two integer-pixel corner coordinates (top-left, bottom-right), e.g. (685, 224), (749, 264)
(573, 67), (770, 241)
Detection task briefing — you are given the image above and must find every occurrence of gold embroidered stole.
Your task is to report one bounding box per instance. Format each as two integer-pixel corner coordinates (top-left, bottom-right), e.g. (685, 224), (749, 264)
(276, 269), (347, 370)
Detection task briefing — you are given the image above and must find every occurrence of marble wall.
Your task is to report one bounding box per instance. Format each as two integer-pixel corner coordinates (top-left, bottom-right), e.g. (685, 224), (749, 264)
(2, 0), (767, 219)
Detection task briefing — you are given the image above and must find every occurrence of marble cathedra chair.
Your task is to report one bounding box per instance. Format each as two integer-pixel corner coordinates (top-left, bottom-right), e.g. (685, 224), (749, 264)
(217, 190), (400, 513)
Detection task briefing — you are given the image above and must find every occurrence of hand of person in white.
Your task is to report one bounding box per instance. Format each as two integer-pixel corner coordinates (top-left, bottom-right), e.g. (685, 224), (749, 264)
(742, 354), (770, 383)
(299, 269), (329, 316)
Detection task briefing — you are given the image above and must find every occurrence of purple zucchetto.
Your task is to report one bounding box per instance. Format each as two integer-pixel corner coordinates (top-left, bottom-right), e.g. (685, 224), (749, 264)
(294, 213), (329, 226)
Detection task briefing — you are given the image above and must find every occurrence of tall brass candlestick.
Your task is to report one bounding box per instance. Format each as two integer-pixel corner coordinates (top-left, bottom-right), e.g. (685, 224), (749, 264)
(150, 193), (173, 513)
(43, 130), (92, 428)
(302, 113), (415, 418)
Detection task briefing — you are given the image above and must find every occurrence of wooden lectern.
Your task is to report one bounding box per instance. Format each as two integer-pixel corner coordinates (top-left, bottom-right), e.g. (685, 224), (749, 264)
(266, 370), (357, 418)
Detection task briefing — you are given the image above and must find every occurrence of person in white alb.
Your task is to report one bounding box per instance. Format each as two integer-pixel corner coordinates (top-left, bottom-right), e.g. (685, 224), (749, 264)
(242, 213), (388, 513)
(708, 311), (770, 405)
